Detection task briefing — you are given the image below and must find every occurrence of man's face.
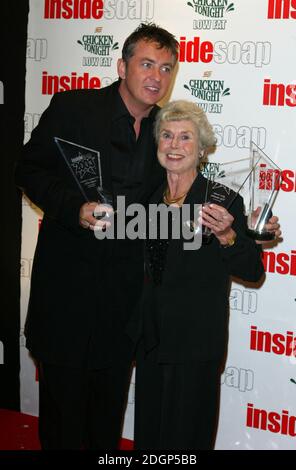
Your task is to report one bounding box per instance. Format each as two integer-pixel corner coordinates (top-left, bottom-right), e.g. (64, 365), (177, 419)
(118, 39), (175, 111)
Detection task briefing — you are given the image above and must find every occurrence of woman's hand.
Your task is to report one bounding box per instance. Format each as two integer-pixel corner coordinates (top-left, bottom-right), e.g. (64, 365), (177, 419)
(263, 215), (281, 238)
(251, 208), (282, 244)
(201, 203), (236, 246)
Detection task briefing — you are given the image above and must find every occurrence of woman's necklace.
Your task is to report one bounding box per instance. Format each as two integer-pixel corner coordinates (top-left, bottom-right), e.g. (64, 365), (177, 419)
(163, 187), (188, 206)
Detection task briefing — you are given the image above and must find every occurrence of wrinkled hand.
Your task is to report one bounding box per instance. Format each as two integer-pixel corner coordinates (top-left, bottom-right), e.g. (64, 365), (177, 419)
(200, 203), (235, 246)
(265, 215), (281, 238)
(251, 207), (282, 244)
(79, 202), (114, 232)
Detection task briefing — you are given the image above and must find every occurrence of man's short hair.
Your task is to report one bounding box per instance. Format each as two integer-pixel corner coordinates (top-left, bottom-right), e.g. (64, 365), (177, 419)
(122, 22), (179, 65)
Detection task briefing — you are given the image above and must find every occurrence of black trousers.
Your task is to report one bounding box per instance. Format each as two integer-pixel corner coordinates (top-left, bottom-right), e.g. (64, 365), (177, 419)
(134, 343), (221, 450)
(38, 360), (132, 450)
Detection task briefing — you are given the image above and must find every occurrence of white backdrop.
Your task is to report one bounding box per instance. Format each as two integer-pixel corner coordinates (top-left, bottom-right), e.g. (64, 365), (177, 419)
(21, 0), (296, 449)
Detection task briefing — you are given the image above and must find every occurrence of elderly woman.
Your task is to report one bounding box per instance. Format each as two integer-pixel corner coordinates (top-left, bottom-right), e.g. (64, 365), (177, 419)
(127, 100), (265, 450)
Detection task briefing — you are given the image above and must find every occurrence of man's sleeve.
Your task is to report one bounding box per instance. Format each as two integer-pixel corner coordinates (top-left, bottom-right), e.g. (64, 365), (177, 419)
(15, 93), (85, 230)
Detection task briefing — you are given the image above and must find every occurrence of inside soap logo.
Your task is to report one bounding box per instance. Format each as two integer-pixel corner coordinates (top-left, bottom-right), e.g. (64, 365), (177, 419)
(104, 0), (154, 20)
(187, 0), (235, 30)
(184, 71), (230, 113)
(78, 27), (119, 67)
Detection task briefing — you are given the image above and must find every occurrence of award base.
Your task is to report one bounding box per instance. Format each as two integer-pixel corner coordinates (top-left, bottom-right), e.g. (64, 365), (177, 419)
(202, 233), (213, 245)
(246, 228), (275, 241)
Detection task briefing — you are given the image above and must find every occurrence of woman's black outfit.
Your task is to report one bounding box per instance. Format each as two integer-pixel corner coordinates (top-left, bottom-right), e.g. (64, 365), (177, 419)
(127, 173), (264, 450)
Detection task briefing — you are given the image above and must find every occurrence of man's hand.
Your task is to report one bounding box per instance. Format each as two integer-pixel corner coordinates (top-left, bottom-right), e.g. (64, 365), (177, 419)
(79, 202), (113, 231)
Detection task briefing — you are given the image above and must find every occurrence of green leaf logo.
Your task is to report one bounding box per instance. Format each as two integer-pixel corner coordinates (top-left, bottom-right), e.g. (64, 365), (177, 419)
(112, 42), (119, 50)
(184, 84), (190, 91)
(77, 40), (83, 46)
(222, 88), (230, 97)
(226, 3), (235, 12)
(187, 1), (194, 8)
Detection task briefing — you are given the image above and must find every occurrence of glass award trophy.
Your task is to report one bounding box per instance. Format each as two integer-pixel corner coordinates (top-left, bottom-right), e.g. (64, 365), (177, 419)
(201, 163), (238, 240)
(245, 142), (281, 240)
(204, 141), (281, 241)
(54, 137), (113, 212)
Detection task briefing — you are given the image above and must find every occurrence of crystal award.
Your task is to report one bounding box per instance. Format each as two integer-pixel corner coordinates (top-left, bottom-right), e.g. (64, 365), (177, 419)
(205, 141), (282, 241)
(54, 137), (113, 208)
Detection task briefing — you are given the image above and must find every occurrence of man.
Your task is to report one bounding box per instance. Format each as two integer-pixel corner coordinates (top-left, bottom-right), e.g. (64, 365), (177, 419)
(15, 23), (179, 450)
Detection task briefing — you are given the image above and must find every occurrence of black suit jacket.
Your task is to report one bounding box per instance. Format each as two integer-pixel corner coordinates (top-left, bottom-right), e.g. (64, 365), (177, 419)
(15, 81), (165, 368)
(128, 173), (265, 363)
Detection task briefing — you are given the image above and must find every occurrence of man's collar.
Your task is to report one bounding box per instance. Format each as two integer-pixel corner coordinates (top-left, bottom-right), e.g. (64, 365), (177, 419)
(112, 79), (160, 122)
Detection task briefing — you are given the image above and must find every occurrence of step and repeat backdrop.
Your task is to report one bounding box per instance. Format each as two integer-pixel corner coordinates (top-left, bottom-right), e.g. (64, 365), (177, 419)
(21, 0), (296, 449)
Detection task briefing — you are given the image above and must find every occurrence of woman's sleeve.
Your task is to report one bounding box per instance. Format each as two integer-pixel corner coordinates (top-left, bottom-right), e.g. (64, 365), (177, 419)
(219, 194), (265, 282)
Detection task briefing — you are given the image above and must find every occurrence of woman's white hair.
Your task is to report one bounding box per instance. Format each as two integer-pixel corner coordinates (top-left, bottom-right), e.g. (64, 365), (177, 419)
(154, 100), (217, 151)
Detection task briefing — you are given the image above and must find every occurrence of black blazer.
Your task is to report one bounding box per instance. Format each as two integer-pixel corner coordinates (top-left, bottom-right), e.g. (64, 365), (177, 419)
(15, 81), (165, 368)
(128, 173), (265, 363)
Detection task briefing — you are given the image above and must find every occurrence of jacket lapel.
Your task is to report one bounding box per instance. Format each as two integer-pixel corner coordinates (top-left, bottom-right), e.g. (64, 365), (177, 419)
(183, 172), (210, 205)
(163, 173), (209, 269)
(79, 84), (117, 197)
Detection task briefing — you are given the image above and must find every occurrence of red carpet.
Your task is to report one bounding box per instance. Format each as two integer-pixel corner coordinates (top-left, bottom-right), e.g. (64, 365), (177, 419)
(0, 409), (133, 450)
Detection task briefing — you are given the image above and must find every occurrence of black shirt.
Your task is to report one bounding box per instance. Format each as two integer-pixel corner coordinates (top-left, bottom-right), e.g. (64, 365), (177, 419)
(110, 86), (159, 209)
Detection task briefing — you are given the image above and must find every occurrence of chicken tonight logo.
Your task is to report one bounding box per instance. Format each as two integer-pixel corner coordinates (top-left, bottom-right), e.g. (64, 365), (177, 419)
(184, 72), (230, 113)
(187, 0), (235, 30)
(200, 161), (222, 179)
(78, 27), (119, 67)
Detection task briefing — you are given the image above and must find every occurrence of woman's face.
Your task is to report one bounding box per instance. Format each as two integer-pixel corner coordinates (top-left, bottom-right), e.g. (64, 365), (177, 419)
(157, 120), (200, 175)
